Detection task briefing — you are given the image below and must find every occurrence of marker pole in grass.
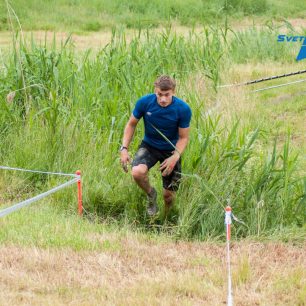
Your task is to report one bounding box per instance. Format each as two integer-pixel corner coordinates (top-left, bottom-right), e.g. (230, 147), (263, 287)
(76, 170), (83, 216)
(225, 206), (233, 306)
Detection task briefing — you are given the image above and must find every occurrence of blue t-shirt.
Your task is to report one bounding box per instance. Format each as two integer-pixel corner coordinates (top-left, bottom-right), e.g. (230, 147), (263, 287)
(132, 93), (192, 150)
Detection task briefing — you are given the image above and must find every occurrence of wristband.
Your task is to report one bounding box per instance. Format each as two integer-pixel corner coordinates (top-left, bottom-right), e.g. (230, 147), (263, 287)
(120, 146), (128, 152)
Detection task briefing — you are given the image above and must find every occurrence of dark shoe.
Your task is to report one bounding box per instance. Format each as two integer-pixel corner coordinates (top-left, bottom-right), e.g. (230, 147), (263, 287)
(147, 187), (158, 216)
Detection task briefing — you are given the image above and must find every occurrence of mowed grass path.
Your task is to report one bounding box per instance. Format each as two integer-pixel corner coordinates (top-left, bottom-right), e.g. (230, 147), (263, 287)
(0, 238), (305, 305)
(0, 204), (305, 305)
(1, 16), (306, 49)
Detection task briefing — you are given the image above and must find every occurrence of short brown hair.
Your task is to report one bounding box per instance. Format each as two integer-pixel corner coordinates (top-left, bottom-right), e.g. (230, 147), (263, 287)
(154, 75), (176, 91)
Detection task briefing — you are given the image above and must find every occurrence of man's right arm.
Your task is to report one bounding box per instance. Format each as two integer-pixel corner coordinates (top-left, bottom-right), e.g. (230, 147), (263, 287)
(120, 115), (139, 172)
(122, 115), (139, 148)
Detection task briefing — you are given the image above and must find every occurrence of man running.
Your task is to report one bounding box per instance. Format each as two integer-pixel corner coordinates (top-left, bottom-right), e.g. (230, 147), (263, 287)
(120, 75), (192, 216)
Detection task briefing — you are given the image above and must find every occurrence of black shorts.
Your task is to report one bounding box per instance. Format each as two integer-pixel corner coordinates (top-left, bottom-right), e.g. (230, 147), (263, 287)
(132, 141), (182, 191)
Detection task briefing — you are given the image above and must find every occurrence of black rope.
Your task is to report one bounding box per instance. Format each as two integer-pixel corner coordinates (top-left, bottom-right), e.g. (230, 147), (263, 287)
(219, 69), (306, 88)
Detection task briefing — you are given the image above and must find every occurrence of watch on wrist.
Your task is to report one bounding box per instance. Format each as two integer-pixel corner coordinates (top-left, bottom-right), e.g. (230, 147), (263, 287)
(120, 146), (128, 152)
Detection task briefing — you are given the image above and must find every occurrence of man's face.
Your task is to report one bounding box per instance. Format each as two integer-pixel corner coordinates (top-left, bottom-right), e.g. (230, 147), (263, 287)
(155, 87), (175, 107)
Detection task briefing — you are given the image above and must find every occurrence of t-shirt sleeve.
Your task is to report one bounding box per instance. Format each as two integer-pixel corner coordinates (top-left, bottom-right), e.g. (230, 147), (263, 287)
(178, 104), (192, 128)
(132, 96), (146, 119)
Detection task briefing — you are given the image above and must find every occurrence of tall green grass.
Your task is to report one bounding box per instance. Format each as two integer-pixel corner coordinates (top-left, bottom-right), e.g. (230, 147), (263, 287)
(229, 27), (300, 63)
(0, 26), (305, 239)
(1, 0), (306, 32)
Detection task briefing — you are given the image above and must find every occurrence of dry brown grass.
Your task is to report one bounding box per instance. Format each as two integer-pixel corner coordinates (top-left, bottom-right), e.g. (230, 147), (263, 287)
(0, 239), (305, 305)
(0, 16), (305, 51)
(0, 26), (204, 51)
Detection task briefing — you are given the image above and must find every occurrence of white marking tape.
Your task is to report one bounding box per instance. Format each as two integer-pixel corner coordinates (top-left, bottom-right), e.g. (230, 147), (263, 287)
(202, 100), (221, 118)
(225, 207), (233, 306)
(0, 165), (76, 177)
(251, 78), (306, 93)
(0, 177), (78, 218)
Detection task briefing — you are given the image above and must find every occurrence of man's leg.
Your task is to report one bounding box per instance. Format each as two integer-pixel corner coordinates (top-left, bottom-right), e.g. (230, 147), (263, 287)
(132, 164), (158, 217)
(161, 153), (181, 217)
(131, 142), (158, 194)
(132, 164), (158, 216)
(131, 143), (159, 216)
(131, 164), (152, 194)
(163, 188), (175, 215)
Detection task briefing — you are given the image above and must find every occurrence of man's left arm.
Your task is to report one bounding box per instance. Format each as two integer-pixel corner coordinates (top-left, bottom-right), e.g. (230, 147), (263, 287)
(160, 127), (190, 176)
(175, 103), (192, 158)
(173, 127), (190, 158)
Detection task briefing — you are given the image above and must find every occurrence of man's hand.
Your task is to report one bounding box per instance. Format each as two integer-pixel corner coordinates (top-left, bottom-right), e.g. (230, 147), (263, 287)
(160, 152), (180, 177)
(120, 150), (131, 173)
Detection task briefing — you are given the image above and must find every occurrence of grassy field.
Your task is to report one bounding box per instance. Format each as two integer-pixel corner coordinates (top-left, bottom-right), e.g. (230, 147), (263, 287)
(0, 1), (306, 304)
(1, 23), (305, 236)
